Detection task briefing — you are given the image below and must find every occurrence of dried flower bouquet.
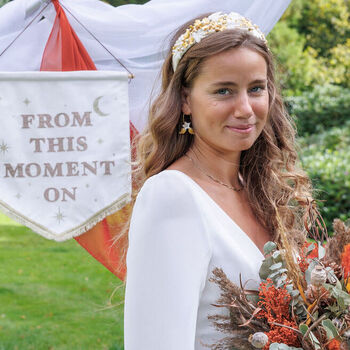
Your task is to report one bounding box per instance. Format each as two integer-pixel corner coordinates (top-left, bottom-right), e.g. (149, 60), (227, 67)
(208, 209), (350, 350)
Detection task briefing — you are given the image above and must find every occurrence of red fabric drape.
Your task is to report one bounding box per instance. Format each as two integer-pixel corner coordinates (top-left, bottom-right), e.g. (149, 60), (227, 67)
(40, 0), (96, 71)
(40, 0), (138, 281)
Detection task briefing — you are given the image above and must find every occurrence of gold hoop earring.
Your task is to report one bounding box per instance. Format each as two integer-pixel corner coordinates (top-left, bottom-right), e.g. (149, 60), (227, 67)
(179, 113), (194, 135)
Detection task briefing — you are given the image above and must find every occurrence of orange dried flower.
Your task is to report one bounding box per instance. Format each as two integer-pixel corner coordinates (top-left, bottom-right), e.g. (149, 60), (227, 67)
(327, 338), (341, 350)
(263, 322), (300, 350)
(257, 279), (291, 322)
(257, 279), (301, 349)
(341, 244), (350, 278)
(298, 241), (318, 273)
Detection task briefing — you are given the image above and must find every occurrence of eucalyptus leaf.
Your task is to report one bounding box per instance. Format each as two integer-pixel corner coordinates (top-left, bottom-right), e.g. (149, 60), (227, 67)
(270, 262), (283, 271)
(268, 270), (283, 279)
(324, 283), (350, 307)
(269, 343), (303, 350)
(322, 319), (339, 339)
(309, 331), (321, 349)
(322, 325), (334, 340)
(318, 242), (326, 259)
(325, 267), (338, 284)
(285, 283), (294, 293)
(264, 241), (277, 255)
(299, 324), (308, 335)
(305, 259), (319, 285)
(336, 279), (342, 290)
(272, 250), (281, 260)
(268, 268), (288, 281)
(276, 274), (287, 287)
(306, 242), (316, 256)
(290, 289), (300, 297)
(259, 256), (275, 280)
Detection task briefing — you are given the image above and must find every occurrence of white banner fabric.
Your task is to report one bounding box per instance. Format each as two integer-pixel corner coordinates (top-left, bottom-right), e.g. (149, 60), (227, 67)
(0, 70), (131, 241)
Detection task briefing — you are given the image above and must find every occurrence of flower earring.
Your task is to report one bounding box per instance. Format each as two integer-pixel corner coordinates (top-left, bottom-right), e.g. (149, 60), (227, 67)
(179, 113), (194, 135)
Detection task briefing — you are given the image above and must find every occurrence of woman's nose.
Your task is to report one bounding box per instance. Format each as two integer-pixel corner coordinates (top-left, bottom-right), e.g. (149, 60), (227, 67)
(233, 92), (253, 118)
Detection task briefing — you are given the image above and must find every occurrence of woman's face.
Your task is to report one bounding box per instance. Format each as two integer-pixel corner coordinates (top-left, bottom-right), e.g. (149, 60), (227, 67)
(182, 47), (269, 156)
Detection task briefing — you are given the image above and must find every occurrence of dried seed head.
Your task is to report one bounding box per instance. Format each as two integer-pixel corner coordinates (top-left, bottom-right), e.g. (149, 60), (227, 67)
(311, 265), (327, 286)
(249, 332), (269, 348)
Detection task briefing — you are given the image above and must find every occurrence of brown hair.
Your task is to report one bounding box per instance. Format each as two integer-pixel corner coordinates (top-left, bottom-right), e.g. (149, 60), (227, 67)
(113, 14), (313, 279)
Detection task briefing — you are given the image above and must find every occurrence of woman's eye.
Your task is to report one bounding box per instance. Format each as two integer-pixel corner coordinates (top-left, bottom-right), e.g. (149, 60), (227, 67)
(250, 86), (265, 93)
(216, 88), (230, 95)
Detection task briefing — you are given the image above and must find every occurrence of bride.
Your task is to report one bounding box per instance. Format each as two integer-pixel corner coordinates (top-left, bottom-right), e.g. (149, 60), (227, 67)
(123, 11), (312, 350)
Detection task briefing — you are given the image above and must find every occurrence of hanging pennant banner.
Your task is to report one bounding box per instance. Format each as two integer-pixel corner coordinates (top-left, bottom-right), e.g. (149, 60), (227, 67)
(0, 70), (131, 241)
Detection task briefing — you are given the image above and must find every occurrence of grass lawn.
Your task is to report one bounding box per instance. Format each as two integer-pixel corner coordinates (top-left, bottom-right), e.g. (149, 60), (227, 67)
(0, 213), (125, 350)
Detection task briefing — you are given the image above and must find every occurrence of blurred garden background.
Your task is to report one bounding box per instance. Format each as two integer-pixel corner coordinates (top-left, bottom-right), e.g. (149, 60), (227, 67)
(0, 0), (349, 349)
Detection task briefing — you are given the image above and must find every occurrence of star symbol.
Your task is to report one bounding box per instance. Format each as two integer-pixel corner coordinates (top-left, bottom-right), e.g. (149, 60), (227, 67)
(97, 139), (103, 144)
(85, 184), (90, 188)
(54, 207), (65, 224)
(94, 198), (98, 202)
(15, 193), (21, 199)
(183, 122), (191, 130)
(0, 140), (9, 155)
(23, 98), (31, 106)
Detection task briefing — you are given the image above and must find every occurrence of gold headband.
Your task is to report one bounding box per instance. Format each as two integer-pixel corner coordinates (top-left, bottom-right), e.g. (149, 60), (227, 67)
(172, 12), (267, 71)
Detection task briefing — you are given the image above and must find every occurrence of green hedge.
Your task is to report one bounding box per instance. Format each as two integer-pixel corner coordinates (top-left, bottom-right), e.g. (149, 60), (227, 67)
(298, 121), (350, 231)
(286, 84), (350, 136)
(285, 85), (350, 135)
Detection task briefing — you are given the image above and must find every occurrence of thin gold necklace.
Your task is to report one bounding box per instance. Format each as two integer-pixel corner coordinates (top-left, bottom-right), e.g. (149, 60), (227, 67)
(184, 154), (244, 192)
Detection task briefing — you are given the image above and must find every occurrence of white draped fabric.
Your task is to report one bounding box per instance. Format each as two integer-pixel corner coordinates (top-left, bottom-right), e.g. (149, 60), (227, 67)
(0, 0), (291, 132)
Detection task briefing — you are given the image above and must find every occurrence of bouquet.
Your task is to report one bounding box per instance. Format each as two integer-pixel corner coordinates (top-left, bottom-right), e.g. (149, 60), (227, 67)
(208, 209), (350, 350)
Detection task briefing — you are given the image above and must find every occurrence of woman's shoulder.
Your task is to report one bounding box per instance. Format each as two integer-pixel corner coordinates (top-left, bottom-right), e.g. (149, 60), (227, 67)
(139, 169), (196, 198)
(134, 169), (205, 216)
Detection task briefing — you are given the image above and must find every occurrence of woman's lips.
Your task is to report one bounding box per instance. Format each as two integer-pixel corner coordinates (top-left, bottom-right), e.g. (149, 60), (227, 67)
(226, 125), (255, 134)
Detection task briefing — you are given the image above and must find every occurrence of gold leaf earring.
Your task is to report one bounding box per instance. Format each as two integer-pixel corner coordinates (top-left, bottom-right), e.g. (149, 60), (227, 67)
(179, 113), (194, 135)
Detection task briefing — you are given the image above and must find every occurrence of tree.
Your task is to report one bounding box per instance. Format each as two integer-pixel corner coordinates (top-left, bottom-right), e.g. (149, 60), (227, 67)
(269, 0), (350, 93)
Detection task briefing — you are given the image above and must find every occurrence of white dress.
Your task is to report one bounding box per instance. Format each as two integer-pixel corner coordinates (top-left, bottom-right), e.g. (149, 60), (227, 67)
(124, 170), (264, 350)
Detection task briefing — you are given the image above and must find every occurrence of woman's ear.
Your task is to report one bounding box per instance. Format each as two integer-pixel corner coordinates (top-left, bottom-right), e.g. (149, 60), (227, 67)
(181, 87), (191, 115)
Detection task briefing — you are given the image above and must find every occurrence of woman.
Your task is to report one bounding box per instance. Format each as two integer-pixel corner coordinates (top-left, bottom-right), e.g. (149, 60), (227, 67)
(123, 12), (312, 350)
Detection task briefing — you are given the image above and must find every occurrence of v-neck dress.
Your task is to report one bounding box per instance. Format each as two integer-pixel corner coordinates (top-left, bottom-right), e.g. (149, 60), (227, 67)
(124, 170), (264, 350)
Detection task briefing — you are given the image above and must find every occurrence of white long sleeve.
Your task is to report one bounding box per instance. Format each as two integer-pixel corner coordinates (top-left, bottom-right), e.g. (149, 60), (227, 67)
(124, 171), (212, 350)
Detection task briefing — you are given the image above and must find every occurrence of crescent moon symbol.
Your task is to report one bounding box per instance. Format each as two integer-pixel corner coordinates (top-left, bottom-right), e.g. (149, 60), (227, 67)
(93, 96), (109, 117)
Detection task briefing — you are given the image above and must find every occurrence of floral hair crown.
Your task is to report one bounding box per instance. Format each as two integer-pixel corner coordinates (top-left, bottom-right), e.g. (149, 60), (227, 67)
(172, 12), (267, 71)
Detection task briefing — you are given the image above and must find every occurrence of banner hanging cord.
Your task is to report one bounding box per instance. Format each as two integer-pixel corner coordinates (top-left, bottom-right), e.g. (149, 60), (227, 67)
(59, 2), (135, 80)
(0, 1), (51, 58)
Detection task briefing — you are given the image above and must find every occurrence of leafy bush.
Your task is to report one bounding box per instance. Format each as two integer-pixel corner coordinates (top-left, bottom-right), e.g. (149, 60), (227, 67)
(298, 121), (350, 231)
(286, 84), (350, 136)
(268, 22), (329, 95)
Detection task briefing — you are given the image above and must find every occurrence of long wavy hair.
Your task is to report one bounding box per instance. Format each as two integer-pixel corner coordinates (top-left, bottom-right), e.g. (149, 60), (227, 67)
(113, 14), (313, 280)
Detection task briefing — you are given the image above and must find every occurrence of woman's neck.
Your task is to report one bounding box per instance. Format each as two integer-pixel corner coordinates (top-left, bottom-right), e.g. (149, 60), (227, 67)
(187, 139), (241, 188)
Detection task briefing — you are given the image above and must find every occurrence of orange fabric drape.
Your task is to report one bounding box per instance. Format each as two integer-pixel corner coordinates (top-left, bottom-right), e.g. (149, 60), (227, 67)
(41, 0), (138, 281)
